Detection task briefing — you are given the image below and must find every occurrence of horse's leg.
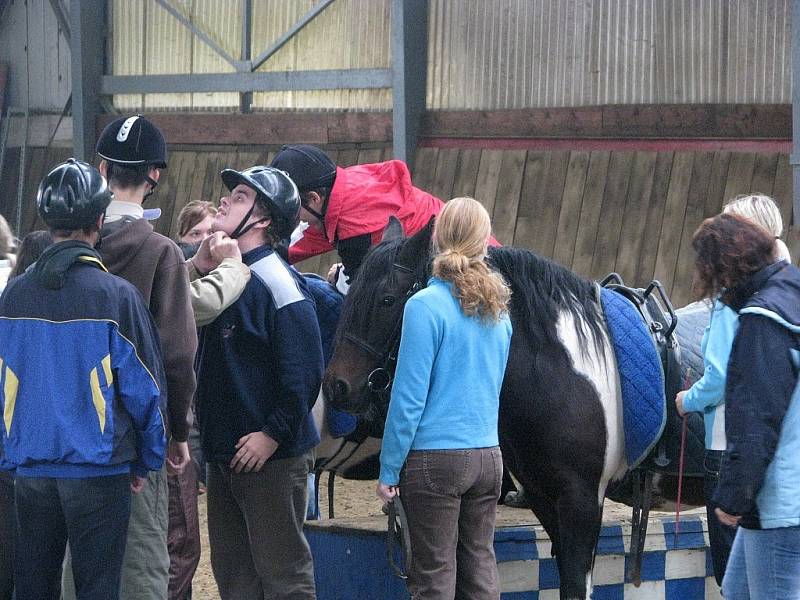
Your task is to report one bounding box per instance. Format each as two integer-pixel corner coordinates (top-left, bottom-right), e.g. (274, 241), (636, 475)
(554, 486), (604, 600)
(521, 485), (560, 559)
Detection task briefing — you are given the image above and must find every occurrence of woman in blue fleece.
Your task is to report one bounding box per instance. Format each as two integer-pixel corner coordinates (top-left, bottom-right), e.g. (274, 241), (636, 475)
(376, 197), (512, 599)
(675, 194), (791, 587)
(691, 213), (800, 599)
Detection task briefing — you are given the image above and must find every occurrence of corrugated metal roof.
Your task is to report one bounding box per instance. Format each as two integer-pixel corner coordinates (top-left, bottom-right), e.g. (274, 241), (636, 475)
(109, 0), (792, 112)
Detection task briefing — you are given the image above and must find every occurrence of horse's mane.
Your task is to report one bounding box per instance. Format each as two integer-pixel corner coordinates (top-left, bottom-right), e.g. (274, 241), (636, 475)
(338, 238), (605, 361)
(487, 246), (606, 359)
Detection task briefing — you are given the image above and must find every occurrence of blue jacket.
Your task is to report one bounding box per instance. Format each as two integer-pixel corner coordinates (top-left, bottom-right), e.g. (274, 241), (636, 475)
(379, 278), (513, 485)
(713, 261), (800, 529)
(0, 241), (167, 478)
(681, 300), (739, 450)
(196, 245), (324, 463)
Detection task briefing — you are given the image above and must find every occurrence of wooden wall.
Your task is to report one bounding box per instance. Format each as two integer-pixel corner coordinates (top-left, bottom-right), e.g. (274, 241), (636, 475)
(1, 142), (794, 307)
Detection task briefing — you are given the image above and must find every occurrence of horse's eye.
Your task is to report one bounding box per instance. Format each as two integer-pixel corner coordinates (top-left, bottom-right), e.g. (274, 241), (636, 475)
(381, 295), (396, 306)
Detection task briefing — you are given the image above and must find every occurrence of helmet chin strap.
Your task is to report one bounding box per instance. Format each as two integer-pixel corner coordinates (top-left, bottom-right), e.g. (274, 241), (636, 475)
(142, 175), (158, 202)
(229, 201), (268, 240)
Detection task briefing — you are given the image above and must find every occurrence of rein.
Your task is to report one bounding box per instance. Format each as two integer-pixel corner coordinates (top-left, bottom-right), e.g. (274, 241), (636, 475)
(387, 496), (412, 579)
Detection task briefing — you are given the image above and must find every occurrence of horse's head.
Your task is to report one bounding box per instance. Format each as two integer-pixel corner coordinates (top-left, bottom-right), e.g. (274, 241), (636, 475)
(323, 216), (434, 417)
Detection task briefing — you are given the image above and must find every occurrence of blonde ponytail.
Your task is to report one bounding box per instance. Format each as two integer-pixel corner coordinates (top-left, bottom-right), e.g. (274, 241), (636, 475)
(433, 197), (510, 322)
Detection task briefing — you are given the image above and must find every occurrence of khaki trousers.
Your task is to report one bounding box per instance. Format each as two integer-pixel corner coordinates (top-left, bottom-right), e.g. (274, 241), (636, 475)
(207, 452), (316, 600)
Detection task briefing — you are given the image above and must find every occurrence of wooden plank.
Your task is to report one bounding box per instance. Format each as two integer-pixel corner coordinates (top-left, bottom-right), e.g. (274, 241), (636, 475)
(671, 152), (715, 307)
(571, 151), (611, 276)
(749, 152), (779, 196)
(721, 153), (757, 204)
(411, 148), (439, 194)
(510, 152), (550, 252)
(450, 149), (482, 199)
(420, 104), (791, 140)
(152, 151), (187, 238)
(0, 148), (20, 231)
(490, 150), (527, 246)
(96, 105), (791, 147)
(635, 152), (674, 285)
(614, 152), (658, 283)
(552, 151), (591, 268)
(513, 151), (570, 256)
(591, 152), (635, 279)
(20, 148), (48, 235)
(772, 153), (793, 233)
(472, 150), (504, 218)
(356, 148), (383, 165)
(429, 149), (459, 202)
(338, 148), (360, 168)
(652, 152), (695, 295)
(702, 151), (732, 218)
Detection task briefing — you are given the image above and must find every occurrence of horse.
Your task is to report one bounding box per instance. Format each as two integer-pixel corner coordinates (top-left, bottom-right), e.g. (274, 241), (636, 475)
(321, 217), (704, 600)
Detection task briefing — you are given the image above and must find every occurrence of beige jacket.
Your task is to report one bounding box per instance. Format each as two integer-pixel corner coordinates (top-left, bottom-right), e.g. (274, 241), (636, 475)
(187, 258), (250, 327)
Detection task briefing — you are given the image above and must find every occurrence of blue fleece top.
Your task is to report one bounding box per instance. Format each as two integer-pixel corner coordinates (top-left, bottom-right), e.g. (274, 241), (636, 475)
(379, 278), (512, 485)
(681, 299), (739, 450)
(196, 245), (324, 463)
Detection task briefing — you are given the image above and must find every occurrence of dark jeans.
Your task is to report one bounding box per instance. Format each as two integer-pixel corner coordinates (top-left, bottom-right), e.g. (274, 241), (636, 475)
(0, 472), (14, 600)
(704, 449), (737, 587)
(207, 453), (316, 600)
(14, 474), (131, 600)
(400, 447), (503, 600)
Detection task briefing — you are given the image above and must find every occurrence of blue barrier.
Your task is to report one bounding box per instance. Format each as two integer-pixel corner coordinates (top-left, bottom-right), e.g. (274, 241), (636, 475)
(306, 512), (722, 600)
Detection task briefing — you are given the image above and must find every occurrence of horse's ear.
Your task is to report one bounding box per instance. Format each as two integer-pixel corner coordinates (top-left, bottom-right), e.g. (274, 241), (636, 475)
(382, 217), (404, 242)
(396, 216), (434, 268)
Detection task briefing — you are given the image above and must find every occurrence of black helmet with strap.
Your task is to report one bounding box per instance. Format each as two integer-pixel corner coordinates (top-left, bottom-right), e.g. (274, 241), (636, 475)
(96, 115), (166, 199)
(220, 166), (300, 240)
(37, 159), (112, 229)
(270, 144), (336, 224)
(96, 115), (167, 168)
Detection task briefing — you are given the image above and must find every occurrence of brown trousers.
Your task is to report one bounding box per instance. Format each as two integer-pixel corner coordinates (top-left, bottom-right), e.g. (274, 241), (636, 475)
(400, 447), (503, 600)
(167, 468), (200, 600)
(207, 452), (316, 600)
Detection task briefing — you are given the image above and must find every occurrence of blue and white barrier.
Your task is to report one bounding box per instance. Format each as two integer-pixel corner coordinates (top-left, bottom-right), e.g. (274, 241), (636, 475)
(306, 513), (722, 600)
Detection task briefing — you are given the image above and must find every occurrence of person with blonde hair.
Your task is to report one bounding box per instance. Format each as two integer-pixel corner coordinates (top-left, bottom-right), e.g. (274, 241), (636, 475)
(675, 192), (792, 588)
(377, 197), (513, 599)
(723, 193), (791, 262)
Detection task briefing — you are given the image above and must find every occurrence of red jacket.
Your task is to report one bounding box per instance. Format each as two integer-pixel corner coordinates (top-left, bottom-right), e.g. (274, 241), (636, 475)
(288, 161), (445, 263)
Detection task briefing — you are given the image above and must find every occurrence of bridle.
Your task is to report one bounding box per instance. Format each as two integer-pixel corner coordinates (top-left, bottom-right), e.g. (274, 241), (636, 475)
(341, 262), (423, 398)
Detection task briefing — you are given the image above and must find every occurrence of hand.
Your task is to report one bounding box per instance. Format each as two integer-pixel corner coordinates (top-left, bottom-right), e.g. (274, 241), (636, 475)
(376, 481), (399, 505)
(191, 235), (216, 274)
(130, 474), (147, 494)
(167, 439), (191, 475)
(209, 232), (241, 264)
(327, 263), (343, 285)
(675, 390), (688, 417)
(715, 507), (741, 527)
(230, 431), (278, 473)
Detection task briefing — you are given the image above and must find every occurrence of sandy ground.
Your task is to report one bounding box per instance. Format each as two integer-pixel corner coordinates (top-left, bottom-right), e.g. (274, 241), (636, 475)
(191, 474), (698, 599)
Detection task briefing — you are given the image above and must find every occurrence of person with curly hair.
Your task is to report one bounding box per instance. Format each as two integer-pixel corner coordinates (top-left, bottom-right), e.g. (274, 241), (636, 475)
(692, 213), (800, 599)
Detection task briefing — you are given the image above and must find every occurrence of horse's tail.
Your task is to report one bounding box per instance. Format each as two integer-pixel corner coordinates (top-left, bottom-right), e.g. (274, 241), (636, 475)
(486, 246), (607, 361)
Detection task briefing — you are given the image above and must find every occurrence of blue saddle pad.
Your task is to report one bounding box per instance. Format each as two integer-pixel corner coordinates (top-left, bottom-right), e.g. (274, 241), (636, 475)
(600, 287), (666, 469)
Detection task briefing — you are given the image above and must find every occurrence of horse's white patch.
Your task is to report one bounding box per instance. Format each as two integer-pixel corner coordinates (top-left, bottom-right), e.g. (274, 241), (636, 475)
(555, 309), (627, 508)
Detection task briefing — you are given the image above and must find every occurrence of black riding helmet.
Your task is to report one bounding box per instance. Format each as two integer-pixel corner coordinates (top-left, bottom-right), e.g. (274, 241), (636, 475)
(37, 159), (112, 229)
(270, 144), (336, 224)
(220, 166), (300, 240)
(96, 115), (167, 168)
(96, 115), (166, 200)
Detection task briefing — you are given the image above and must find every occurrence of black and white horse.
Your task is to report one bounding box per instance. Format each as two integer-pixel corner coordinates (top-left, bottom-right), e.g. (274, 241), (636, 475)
(321, 218), (701, 600)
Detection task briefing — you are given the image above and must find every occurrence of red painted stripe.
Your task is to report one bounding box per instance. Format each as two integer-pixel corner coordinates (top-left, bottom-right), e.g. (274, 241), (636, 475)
(418, 137), (792, 153)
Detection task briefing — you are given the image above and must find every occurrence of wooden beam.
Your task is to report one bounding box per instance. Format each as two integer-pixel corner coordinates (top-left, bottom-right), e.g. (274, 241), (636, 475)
(96, 104), (792, 148)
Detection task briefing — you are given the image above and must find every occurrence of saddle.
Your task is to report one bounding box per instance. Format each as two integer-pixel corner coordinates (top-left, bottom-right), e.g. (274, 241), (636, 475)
(599, 274), (706, 586)
(600, 274), (705, 478)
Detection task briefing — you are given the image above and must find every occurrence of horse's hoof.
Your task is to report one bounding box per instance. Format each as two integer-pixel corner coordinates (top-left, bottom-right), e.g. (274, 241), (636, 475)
(503, 489), (532, 508)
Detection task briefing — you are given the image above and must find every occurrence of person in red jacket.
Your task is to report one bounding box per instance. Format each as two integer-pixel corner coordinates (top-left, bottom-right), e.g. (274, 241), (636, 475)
(271, 145), (448, 286)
